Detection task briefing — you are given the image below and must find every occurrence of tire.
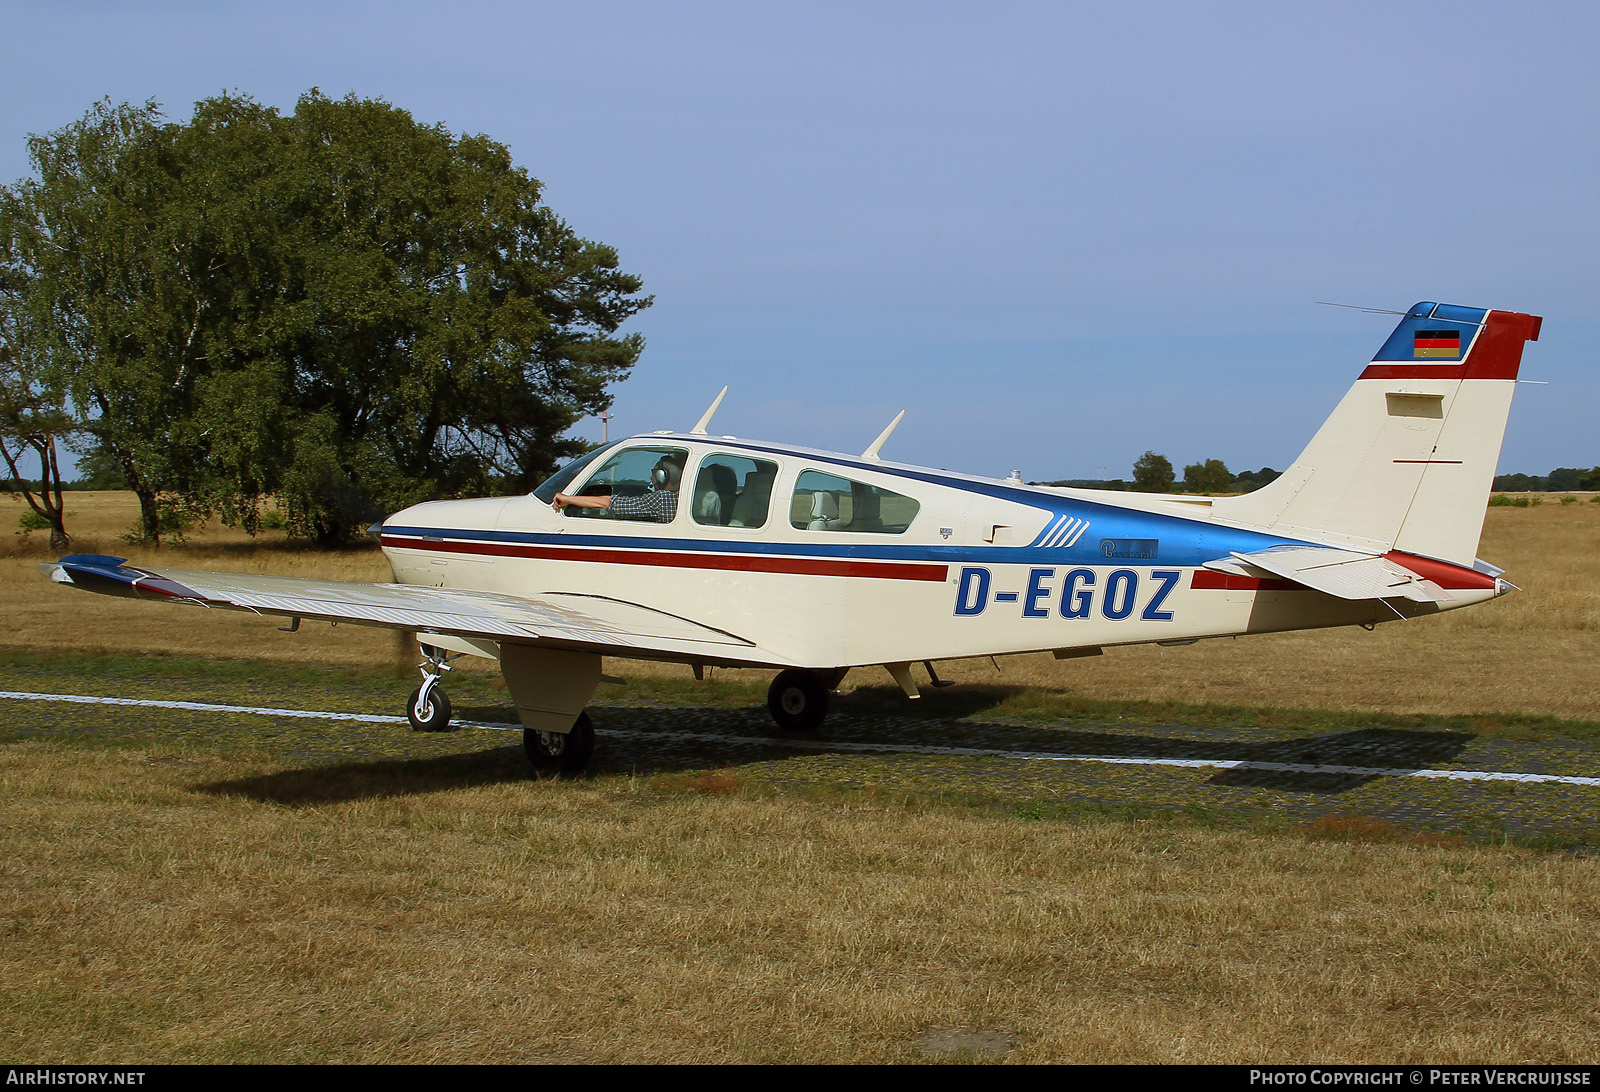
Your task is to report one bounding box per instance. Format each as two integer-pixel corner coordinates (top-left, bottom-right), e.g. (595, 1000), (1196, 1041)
(407, 685), (453, 732)
(523, 710), (597, 775)
(767, 669), (830, 732)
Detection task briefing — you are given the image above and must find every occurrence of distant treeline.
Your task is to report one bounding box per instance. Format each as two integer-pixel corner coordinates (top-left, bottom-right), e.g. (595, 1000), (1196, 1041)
(1492, 468), (1600, 492)
(2, 479), (101, 492)
(1035, 453), (1282, 495)
(1034, 458), (1600, 496)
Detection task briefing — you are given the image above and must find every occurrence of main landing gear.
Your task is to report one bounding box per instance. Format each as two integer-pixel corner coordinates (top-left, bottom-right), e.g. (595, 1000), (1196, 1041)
(406, 641), (598, 775)
(522, 711), (597, 776)
(407, 644), (455, 732)
(767, 668), (847, 732)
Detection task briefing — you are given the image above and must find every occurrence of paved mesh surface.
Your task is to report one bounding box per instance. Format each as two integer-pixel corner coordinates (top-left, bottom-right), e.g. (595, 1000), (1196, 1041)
(5, 681), (1596, 846)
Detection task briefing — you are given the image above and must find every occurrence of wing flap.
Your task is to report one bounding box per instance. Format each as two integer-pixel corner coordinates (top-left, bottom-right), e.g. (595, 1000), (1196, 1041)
(1212, 545), (1452, 603)
(42, 555), (771, 659)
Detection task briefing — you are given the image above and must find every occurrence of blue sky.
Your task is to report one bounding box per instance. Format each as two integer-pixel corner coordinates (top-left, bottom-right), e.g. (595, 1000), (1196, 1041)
(3, 1), (1595, 480)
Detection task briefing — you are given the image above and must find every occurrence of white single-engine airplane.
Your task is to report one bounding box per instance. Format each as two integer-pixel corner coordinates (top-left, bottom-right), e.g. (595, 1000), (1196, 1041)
(42, 301), (1542, 773)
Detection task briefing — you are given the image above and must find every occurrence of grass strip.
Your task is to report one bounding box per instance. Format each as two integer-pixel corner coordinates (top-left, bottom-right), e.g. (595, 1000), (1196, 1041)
(5, 645), (1600, 744)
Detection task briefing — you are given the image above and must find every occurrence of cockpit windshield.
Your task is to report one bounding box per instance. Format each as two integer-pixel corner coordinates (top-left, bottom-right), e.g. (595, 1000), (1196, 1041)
(531, 442), (621, 504)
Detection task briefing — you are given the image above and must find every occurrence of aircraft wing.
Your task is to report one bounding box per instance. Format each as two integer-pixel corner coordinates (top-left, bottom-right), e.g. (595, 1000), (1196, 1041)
(1207, 545), (1452, 603)
(39, 554), (781, 663)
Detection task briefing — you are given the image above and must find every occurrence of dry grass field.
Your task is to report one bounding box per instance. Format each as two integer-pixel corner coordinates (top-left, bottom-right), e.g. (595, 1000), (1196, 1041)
(5, 490), (1598, 720)
(3, 743), (1597, 1064)
(3, 491), (1599, 1063)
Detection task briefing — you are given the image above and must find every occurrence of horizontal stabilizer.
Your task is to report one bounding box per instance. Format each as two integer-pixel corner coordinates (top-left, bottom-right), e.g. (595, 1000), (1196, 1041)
(1211, 546), (1452, 603)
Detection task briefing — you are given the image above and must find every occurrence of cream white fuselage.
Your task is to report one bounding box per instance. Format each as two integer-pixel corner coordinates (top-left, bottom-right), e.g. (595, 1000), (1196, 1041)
(378, 434), (1498, 673)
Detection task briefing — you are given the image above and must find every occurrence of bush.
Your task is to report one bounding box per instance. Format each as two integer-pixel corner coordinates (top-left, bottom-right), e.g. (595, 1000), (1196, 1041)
(17, 510), (50, 532)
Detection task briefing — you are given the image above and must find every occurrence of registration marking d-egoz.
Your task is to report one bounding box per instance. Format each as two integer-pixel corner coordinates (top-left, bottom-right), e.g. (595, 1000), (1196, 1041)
(954, 566), (1182, 621)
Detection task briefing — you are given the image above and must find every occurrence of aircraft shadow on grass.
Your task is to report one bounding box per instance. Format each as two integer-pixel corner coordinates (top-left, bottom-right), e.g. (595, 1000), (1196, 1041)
(194, 687), (1473, 805)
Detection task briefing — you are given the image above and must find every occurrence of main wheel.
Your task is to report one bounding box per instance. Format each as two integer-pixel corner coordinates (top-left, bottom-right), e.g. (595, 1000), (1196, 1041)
(767, 669), (830, 732)
(523, 710), (597, 775)
(407, 685), (453, 732)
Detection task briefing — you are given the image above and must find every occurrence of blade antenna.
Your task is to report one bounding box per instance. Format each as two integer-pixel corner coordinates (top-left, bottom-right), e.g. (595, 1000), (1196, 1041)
(690, 386), (728, 436)
(1316, 301), (1411, 316)
(861, 410), (906, 461)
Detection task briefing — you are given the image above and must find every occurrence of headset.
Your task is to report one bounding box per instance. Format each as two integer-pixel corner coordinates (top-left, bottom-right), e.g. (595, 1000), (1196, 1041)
(650, 456), (683, 489)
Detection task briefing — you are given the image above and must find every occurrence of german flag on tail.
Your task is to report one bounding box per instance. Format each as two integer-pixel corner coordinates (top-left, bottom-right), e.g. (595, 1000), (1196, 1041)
(1413, 329), (1461, 358)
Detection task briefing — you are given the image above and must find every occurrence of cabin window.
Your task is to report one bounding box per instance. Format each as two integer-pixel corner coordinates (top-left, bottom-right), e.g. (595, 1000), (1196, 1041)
(563, 445), (689, 523)
(789, 469), (920, 534)
(691, 454), (779, 528)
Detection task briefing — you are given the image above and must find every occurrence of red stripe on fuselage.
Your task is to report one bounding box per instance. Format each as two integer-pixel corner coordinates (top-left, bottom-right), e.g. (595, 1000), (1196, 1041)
(1189, 571), (1299, 592)
(381, 535), (950, 582)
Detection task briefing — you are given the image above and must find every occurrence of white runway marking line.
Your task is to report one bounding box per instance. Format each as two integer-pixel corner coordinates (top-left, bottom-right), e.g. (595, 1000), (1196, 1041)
(4, 689), (1599, 788)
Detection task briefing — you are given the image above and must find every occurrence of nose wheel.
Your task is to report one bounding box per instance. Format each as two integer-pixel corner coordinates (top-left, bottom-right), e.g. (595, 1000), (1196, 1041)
(406, 644), (456, 732)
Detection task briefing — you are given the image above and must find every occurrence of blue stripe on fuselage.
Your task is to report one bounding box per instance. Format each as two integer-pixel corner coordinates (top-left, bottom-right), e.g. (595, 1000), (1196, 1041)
(383, 516), (1315, 570)
(406, 438), (1328, 570)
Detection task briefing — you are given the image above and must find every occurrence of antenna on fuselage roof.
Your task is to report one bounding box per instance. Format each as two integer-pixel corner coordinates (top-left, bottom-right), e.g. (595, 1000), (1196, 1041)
(1315, 301), (1411, 316)
(861, 410), (906, 461)
(690, 386), (728, 436)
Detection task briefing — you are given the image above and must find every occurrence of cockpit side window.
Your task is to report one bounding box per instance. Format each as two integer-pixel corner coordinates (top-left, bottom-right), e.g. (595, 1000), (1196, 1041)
(562, 445), (689, 523)
(692, 454), (779, 528)
(789, 469), (920, 533)
(531, 442), (620, 503)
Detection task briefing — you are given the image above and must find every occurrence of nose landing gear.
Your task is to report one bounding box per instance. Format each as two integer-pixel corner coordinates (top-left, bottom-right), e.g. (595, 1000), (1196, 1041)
(407, 644), (455, 732)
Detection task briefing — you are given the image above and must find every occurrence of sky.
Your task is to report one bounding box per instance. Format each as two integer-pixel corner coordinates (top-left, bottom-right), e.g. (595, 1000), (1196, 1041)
(3, 1), (1595, 481)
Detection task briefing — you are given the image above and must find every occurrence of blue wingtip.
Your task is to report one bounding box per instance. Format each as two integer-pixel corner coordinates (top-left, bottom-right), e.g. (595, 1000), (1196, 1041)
(56, 553), (129, 569)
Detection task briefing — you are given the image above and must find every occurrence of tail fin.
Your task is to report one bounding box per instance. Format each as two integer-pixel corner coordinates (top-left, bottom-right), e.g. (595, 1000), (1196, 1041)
(1213, 302), (1542, 566)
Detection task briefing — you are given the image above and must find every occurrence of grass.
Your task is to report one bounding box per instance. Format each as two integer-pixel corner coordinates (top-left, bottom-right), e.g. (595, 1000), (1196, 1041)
(3, 741), (1598, 1064)
(4, 490), (1600, 1062)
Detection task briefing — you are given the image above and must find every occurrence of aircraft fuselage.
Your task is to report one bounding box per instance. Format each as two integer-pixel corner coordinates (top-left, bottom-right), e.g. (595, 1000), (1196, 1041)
(378, 434), (1500, 673)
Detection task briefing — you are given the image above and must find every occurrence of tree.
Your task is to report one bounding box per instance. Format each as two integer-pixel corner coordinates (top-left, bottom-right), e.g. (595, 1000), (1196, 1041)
(1233, 466), (1280, 493)
(4, 98), (236, 543)
(69, 445), (129, 490)
(4, 92), (650, 545)
(256, 91), (651, 542)
(1546, 468), (1586, 492)
(0, 237), (74, 549)
(1131, 450), (1175, 492)
(1183, 458), (1234, 495)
